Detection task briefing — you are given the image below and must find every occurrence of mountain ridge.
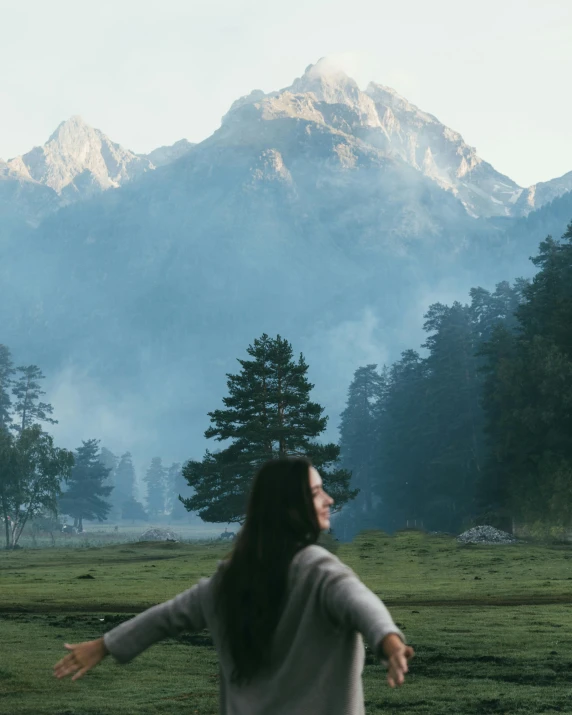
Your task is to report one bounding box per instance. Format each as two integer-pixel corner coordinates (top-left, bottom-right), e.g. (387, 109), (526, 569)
(1, 59), (571, 464)
(2, 59), (571, 225)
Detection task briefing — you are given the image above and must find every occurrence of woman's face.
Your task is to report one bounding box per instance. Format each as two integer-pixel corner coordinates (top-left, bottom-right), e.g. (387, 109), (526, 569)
(309, 466), (334, 531)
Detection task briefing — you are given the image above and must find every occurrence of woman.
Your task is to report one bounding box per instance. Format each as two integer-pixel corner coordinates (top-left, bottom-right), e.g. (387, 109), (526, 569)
(54, 457), (414, 714)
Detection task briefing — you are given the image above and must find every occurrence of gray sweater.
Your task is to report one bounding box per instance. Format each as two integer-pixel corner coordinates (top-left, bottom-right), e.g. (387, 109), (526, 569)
(103, 544), (405, 715)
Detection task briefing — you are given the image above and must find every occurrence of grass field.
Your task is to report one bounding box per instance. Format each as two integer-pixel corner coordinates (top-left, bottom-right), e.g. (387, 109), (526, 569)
(1, 530), (571, 714)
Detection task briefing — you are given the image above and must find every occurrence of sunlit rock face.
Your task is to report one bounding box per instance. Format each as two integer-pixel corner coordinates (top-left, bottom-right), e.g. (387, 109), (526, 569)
(2, 58), (569, 226)
(219, 59), (525, 220)
(512, 170), (572, 216)
(7, 115), (153, 201)
(1, 121), (194, 225)
(218, 58), (572, 220)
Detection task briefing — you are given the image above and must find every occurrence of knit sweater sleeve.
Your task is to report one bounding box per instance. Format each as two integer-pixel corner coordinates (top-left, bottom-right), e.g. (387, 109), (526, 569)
(313, 548), (405, 652)
(103, 576), (210, 663)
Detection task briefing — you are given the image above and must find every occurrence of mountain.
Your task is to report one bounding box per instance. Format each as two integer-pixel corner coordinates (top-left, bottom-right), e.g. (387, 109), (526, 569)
(364, 82), (523, 218)
(212, 60), (572, 220)
(3, 61), (571, 225)
(1, 120), (195, 225)
(142, 139), (195, 167)
(6, 116), (153, 204)
(285, 61), (524, 218)
(1, 59), (571, 466)
(0, 158), (59, 228)
(513, 170), (572, 216)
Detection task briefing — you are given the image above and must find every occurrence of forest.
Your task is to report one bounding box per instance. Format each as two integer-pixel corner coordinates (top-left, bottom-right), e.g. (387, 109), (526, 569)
(1, 223), (571, 547)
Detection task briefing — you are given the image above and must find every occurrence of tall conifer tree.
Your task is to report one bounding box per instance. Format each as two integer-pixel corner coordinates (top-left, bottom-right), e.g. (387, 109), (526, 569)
(182, 334), (356, 524)
(115, 452), (136, 505)
(145, 457), (166, 518)
(479, 224), (572, 528)
(58, 439), (112, 531)
(338, 365), (385, 515)
(11, 365), (57, 433)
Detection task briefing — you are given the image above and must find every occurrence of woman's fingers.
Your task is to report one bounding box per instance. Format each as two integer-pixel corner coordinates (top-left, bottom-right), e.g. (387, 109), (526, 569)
(71, 665), (90, 681)
(54, 653), (79, 679)
(386, 651), (409, 688)
(405, 646), (415, 660)
(53, 644), (88, 679)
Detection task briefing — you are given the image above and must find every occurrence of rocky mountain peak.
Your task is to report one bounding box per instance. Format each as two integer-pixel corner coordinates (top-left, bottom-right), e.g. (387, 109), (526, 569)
(7, 116), (152, 199)
(291, 58), (362, 105)
(47, 114), (93, 144)
(363, 81), (522, 216)
(366, 83), (439, 125)
(217, 61), (524, 217)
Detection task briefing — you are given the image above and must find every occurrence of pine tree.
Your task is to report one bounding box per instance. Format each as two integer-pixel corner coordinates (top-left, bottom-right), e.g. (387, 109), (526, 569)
(469, 280), (527, 344)
(182, 334), (356, 524)
(121, 497), (149, 523)
(115, 451), (136, 513)
(11, 365), (57, 433)
(0, 345), (15, 431)
(58, 439), (113, 531)
(170, 463), (197, 521)
(517, 226), (572, 357)
(337, 365), (385, 535)
(163, 462), (181, 517)
(420, 301), (484, 531)
(99, 447), (119, 519)
(145, 457), (166, 518)
(375, 350), (431, 531)
(478, 224), (572, 529)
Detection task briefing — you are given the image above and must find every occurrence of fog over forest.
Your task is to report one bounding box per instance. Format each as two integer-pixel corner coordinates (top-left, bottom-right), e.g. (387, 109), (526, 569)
(2, 60), (572, 538)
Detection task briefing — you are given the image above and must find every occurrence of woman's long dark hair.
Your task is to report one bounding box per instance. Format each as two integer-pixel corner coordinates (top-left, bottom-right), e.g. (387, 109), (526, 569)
(215, 457), (321, 686)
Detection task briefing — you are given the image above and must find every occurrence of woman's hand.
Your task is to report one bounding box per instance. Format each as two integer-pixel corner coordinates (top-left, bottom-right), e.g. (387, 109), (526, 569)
(379, 633), (415, 688)
(53, 638), (108, 681)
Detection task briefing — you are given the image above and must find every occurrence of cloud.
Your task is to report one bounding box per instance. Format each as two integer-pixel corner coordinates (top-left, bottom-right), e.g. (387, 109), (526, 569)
(47, 364), (155, 452)
(307, 52), (371, 88)
(46, 363), (159, 499)
(301, 307), (391, 437)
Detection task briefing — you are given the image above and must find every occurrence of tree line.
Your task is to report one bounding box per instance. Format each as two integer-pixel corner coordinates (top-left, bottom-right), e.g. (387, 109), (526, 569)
(336, 223), (572, 538)
(0, 352), (195, 548)
(0, 357), (74, 547)
(0, 331), (350, 547)
(3, 222), (569, 546)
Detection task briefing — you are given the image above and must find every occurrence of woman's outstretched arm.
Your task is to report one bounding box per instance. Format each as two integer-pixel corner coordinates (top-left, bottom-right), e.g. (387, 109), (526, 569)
(315, 548), (415, 687)
(53, 576), (211, 680)
(102, 579), (209, 663)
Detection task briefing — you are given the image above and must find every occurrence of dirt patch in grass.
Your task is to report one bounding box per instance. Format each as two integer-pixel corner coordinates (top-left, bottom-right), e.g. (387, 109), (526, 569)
(383, 595), (572, 607)
(1, 594), (571, 616)
(407, 645), (572, 687)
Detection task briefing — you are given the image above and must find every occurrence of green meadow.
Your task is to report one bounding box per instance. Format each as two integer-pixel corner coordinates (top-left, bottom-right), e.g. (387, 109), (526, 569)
(1, 530), (571, 714)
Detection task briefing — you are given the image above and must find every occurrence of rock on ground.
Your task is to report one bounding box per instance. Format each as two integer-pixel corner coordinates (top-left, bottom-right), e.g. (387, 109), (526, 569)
(138, 527), (180, 542)
(456, 525), (519, 544)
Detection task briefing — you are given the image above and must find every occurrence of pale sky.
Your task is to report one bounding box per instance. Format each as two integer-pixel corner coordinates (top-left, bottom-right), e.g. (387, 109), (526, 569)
(1, 0), (571, 188)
